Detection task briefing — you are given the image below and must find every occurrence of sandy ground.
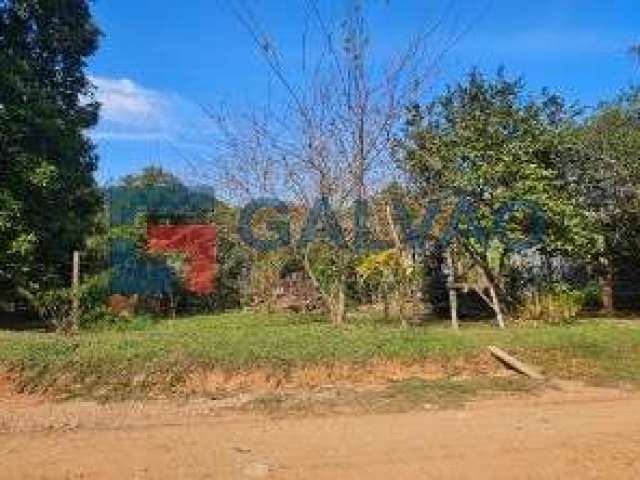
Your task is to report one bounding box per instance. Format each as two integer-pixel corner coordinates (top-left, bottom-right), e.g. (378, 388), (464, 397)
(1, 383), (639, 479)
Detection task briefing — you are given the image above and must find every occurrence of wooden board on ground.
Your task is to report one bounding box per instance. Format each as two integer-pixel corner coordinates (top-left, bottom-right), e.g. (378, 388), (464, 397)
(488, 346), (545, 380)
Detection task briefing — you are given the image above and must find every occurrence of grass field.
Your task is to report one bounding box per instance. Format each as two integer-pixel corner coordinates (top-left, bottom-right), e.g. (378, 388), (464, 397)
(0, 312), (639, 401)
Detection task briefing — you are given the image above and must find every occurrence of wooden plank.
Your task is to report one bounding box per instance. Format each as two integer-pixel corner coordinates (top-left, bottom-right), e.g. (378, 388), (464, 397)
(488, 346), (544, 380)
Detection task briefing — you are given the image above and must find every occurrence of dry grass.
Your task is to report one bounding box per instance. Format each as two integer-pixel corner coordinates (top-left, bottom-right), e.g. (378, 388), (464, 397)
(182, 354), (505, 396)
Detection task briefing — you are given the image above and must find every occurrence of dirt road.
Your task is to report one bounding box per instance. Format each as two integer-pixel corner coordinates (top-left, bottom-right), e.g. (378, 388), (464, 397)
(1, 383), (639, 479)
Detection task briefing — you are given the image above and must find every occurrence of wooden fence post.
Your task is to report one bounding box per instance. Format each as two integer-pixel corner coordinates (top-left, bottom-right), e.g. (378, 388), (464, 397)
(71, 250), (80, 332)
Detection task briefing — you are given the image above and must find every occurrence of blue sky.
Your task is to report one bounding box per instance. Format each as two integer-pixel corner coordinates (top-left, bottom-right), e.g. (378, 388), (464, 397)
(88, 0), (639, 184)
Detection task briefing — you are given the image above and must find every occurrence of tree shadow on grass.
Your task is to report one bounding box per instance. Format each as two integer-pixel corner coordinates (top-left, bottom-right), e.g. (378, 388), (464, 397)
(0, 310), (47, 332)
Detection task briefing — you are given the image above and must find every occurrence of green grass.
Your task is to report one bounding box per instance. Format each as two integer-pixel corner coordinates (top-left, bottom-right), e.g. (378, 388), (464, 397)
(0, 312), (639, 399)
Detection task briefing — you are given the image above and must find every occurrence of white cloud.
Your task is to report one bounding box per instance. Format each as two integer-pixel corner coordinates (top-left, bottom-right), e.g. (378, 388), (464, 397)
(89, 131), (170, 142)
(89, 76), (215, 144)
(91, 76), (169, 127)
(89, 75), (217, 182)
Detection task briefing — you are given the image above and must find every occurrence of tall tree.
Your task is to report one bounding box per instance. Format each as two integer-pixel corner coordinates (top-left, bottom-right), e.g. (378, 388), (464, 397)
(0, 0), (101, 302)
(397, 70), (598, 327)
(578, 88), (640, 310)
(211, 0), (458, 324)
(120, 165), (184, 189)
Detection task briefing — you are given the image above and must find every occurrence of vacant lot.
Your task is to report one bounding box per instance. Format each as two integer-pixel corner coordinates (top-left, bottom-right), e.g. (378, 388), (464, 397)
(0, 313), (639, 401)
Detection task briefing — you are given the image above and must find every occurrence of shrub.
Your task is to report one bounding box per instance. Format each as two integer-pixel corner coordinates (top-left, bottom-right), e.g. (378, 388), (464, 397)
(516, 283), (585, 325)
(581, 281), (603, 311)
(30, 272), (122, 332)
(32, 287), (75, 333)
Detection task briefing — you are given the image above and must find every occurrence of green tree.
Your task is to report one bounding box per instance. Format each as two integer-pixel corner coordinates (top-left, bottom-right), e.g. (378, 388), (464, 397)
(0, 0), (101, 304)
(397, 70), (597, 327)
(120, 165), (184, 189)
(578, 88), (640, 311)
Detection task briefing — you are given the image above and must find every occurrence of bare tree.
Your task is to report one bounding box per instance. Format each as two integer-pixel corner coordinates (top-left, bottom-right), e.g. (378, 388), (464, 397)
(207, 0), (473, 324)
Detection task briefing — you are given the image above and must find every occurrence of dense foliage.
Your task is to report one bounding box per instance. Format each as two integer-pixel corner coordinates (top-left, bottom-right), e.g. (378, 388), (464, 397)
(0, 0), (101, 302)
(395, 70), (600, 324)
(1, 0), (639, 329)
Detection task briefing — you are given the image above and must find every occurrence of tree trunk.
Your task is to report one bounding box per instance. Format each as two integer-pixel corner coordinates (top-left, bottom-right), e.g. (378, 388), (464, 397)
(382, 289), (389, 323)
(448, 287), (458, 330)
(330, 281), (346, 326)
(445, 251), (459, 330)
(399, 286), (409, 329)
(169, 294), (177, 319)
(488, 282), (505, 329)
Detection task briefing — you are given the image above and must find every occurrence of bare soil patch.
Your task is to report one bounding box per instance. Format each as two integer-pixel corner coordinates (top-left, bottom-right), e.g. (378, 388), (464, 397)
(0, 380), (639, 479)
(182, 354), (500, 396)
